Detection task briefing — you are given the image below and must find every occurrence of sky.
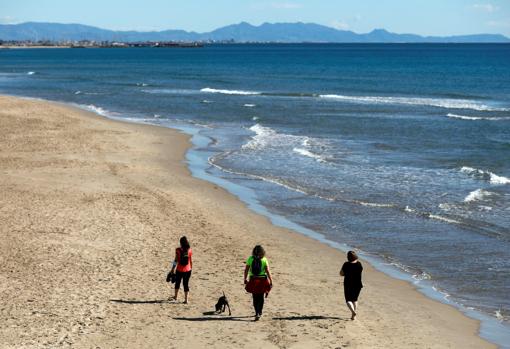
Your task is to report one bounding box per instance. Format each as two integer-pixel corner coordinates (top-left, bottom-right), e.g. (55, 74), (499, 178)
(1, 0), (509, 36)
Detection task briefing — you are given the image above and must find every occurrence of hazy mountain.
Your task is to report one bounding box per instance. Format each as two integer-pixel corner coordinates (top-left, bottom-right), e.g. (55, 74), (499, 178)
(1, 22), (508, 43)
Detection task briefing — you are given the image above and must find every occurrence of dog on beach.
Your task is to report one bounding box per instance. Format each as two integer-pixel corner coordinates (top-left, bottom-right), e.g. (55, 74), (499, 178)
(215, 291), (231, 315)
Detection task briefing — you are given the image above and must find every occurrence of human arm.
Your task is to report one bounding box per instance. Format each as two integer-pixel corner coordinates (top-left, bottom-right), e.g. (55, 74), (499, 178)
(340, 263), (345, 276)
(170, 250), (178, 273)
(244, 264), (250, 284)
(266, 265), (273, 286)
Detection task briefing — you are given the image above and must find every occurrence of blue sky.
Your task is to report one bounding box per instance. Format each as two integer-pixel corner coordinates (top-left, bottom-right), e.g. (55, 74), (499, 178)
(1, 0), (509, 36)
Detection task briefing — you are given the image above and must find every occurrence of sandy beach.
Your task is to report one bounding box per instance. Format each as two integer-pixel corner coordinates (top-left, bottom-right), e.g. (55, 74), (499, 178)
(0, 95), (496, 348)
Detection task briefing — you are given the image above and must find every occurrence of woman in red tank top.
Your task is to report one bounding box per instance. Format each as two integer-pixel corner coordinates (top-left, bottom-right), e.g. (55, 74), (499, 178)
(170, 236), (192, 303)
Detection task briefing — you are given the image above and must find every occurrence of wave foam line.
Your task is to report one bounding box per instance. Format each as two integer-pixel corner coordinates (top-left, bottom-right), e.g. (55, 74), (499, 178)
(208, 153), (309, 195)
(292, 147), (328, 163)
(447, 113), (510, 121)
(242, 123), (316, 151)
(83, 104), (111, 117)
(201, 87), (261, 95)
(319, 94), (508, 112)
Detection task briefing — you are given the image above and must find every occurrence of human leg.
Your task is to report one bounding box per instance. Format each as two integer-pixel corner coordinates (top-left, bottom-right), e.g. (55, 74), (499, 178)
(173, 271), (183, 300)
(252, 293), (258, 315)
(182, 271), (191, 303)
(346, 301), (357, 320)
(253, 293), (264, 318)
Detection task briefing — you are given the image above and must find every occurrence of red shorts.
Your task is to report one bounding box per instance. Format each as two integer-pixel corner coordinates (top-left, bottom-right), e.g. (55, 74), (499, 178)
(245, 276), (271, 294)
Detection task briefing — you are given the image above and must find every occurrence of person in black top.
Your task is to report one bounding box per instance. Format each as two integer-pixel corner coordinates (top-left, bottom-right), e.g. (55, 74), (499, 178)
(340, 250), (363, 320)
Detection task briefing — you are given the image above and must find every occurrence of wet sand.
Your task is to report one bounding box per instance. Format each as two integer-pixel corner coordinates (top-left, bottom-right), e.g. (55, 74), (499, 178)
(0, 95), (495, 348)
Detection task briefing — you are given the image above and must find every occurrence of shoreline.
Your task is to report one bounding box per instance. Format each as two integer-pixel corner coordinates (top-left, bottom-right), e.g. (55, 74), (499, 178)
(0, 94), (501, 348)
(172, 124), (510, 347)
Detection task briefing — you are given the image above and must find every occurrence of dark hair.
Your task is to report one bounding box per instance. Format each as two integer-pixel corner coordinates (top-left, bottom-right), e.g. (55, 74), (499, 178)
(347, 250), (358, 262)
(180, 236), (190, 251)
(252, 245), (265, 259)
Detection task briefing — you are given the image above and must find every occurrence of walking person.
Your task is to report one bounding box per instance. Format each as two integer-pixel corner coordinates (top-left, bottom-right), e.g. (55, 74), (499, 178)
(244, 245), (273, 321)
(340, 250), (363, 320)
(170, 236), (192, 304)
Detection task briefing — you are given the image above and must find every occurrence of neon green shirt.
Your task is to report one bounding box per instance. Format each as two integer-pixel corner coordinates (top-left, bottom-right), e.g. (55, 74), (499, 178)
(246, 256), (269, 277)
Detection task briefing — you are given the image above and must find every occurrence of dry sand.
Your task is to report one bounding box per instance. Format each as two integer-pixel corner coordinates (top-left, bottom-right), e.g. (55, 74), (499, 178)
(0, 95), (496, 348)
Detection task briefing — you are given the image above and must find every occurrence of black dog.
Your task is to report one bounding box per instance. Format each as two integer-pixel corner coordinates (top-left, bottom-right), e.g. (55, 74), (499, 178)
(215, 291), (231, 315)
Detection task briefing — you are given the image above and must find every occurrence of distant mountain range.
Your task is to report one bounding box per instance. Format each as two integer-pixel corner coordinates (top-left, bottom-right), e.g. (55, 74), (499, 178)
(1, 22), (509, 43)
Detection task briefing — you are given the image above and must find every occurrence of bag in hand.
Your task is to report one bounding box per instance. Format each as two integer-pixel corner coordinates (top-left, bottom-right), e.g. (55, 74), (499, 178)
(166, 271), (176, 284)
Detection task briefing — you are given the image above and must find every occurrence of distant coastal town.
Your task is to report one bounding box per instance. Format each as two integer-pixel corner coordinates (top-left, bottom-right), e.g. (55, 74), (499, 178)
(0, 40), (211, 48)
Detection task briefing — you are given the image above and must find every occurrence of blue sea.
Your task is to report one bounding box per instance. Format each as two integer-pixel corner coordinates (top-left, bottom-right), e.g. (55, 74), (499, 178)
(1, 44), (509, 343)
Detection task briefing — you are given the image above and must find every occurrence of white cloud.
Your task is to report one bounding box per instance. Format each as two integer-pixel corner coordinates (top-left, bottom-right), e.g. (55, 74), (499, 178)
(331, 20), (350, 30)
(271, 2), (302, 9)
(471, 3), (499, 13)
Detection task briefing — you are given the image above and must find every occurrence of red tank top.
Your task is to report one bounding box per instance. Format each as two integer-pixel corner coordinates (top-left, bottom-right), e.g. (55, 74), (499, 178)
(176, 247), (192, 272)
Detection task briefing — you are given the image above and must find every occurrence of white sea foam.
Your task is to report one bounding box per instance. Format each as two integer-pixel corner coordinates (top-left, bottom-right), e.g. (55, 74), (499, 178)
(243, 103), (256, 107)
(357, 201), (396, 208)
(428, 214), (462, 225)
(495, 309), (504, 321)
(412, 272), (431, 282)
(252, 116), (260, 121)
(74, 91), (82, 95)
(319, 94), (509, 112)
(201, 87), (261, 95)
(464, 189), (495, 202)
(404, 205), (415, 213)
(153, 114), (162, 118)
(208, 154), (309, 195)
(201, 99), (213, 103)
(27, 71), (36, 75)
(142, 88), (196, 94)
(292, 147), (327, 162)
(242, 124), (329, 159)
(243, 124), (290, 150)
(438, 203), (454, 211)
(489, 173), (510, 185)
(83, 104), (111, 117)
(447, 113), (510, 121)
(460, 166), (510, 185)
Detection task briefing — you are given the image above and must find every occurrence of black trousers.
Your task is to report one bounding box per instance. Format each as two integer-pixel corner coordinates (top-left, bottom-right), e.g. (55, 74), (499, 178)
(175, 271), (192, 292)
(252, 293), (264, 315)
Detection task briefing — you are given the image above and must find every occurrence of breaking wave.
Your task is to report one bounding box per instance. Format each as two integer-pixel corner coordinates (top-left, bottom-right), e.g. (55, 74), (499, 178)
(142, 88), (197, 94)
(461, 167), (510, 185)
(242, 124), (310, 150)
(292, 147), (328, 163)
(447, 113), (510, 121)
(242, 124), (332, 165)
(80, 104), (115, 117)
(319, 94), (508, 111)
(464, 189), (495, 202)
(201, 87), (261, 95)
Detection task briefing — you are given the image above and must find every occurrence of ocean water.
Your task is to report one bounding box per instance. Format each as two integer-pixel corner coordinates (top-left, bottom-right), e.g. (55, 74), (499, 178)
(1, 44), (509, 338)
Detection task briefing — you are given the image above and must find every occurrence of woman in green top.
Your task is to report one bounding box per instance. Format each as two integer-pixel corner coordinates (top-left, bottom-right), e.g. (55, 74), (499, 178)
(244, 245), (273, 321)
